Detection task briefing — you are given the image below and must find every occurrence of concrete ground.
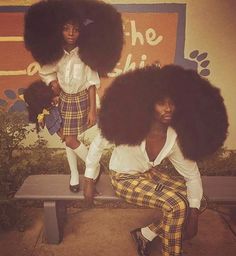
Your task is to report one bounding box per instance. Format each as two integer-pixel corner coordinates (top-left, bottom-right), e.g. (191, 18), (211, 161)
(0, 207), (236, 256)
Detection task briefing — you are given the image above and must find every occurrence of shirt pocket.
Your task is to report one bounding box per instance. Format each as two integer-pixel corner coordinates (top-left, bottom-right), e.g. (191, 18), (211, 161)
(73, 64), (83, 80)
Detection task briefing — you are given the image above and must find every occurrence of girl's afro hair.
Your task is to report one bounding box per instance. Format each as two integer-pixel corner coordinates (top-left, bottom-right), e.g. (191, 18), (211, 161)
(98, 64), (228, 161)
(24, 0), (65, 65)
(23, 80), (54, 127)
(24, 0), (123, 76)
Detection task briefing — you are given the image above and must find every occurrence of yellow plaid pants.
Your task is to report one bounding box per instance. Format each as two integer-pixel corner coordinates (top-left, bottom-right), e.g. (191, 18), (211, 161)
(110, 168), (188, 256)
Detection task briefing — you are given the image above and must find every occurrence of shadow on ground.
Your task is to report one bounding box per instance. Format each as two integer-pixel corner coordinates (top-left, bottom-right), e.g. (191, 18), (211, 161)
(0, 207), (236, 256)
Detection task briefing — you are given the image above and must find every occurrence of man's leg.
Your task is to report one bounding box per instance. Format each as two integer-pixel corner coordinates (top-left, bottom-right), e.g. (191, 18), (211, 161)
(110, 171), (187, 256)
(148, 168), (186, 193)
(146, 168), (188, 240)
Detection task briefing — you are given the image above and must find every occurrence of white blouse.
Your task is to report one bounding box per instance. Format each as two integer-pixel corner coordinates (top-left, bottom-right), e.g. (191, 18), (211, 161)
(85, 126), (203, 209)
(39, 47), (100, 94)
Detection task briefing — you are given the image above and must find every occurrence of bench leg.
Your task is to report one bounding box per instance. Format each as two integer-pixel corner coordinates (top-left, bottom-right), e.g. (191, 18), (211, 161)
(44, 201), (66, 244)
(229, 206), (236, 223)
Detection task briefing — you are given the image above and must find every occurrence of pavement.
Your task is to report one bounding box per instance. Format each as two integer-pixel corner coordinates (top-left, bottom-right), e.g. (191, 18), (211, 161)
(0, 206), (236, 256)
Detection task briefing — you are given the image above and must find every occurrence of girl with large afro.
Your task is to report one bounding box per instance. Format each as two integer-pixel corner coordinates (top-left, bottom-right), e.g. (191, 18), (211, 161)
(24, 0), (123, 192)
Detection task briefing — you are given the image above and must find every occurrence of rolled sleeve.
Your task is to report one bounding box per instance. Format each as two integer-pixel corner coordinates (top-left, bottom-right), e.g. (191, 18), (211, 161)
(39, 64), (57, 85)
(168, 142), (203, 209)
(85, 66), (100, 89)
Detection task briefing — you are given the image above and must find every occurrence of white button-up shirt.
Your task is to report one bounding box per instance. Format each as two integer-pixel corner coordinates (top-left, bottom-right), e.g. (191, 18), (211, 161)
(39, 47), (100, 94)
(85, 126), (203, 209)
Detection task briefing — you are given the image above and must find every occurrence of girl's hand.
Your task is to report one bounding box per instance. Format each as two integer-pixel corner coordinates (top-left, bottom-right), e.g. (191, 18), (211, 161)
(87, 110), (97, 127)
(52, 96), (59, 106)
(49, 80), (61, 96)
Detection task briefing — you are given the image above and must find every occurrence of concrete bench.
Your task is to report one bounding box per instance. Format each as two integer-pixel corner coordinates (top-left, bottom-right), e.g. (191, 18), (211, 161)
(14, 175), (236, 244)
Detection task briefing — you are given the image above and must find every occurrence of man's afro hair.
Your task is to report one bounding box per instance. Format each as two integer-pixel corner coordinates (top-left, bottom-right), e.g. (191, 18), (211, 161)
(98, 64), (228, 161)
(24, 0), (123, 76)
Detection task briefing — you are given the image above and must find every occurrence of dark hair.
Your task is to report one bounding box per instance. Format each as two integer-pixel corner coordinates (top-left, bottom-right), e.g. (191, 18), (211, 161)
(24, 0), (65, 65)
(23, 81), (54, 131)
(60, 2), (84, 32)
(98, 64), (228, 161)
(24, 0), (123, 76)
(99, 65), (172, 146)
(160, 65), (229, 160)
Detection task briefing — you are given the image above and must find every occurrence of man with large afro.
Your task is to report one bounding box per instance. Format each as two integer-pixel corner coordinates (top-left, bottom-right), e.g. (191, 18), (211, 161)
(83, 64), (228, 256)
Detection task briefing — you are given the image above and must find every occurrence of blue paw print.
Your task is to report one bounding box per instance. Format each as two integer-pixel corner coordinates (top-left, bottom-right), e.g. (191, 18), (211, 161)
(189, 50), (210, 77)
(0, 88), (27, 112)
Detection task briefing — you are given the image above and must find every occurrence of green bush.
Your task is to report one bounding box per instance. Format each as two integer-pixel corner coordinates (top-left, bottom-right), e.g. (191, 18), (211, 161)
(0, 108), (70, 230)
(198, 148), (236, 176)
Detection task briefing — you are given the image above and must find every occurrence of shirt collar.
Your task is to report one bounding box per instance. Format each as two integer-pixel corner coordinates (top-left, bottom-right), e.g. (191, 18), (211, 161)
(64, 46), (79, 55)
(141, 126), (177, 164)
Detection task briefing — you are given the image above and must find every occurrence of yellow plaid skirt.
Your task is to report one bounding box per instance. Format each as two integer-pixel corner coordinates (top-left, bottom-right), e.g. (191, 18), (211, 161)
(59, 90), (89, 136)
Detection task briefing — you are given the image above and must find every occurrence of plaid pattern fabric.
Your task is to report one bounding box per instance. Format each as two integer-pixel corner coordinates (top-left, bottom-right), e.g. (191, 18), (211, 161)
(59, 90), (89, 136)
(110, 169), (188, 256)
(45, 106), (62, 135)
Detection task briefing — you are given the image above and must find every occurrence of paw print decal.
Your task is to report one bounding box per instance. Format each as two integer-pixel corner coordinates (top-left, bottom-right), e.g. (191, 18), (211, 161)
(189, 50), (210, 77)
(0, 88), (27, 112)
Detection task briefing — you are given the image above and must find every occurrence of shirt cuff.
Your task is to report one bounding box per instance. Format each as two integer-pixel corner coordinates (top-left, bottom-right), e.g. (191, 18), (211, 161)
(39, 74), (57, 86)
(86, 81), (100, 90)
(86, 69), (100, 89)
(84, 165), (100, 180)
(188, 199), (201, 209)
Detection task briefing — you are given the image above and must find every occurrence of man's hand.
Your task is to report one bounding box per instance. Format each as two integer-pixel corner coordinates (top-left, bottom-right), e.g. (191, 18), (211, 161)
(83, 177), (98, 207)
(183, 208), (200, 240)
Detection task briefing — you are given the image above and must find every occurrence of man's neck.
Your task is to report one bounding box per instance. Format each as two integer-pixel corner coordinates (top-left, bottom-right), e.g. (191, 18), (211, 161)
(149, 121), (168, 136)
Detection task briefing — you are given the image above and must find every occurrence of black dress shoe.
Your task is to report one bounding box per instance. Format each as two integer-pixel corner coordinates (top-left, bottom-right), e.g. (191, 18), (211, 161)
(69, 184), (80, 193)
(130, 228), (151, 256)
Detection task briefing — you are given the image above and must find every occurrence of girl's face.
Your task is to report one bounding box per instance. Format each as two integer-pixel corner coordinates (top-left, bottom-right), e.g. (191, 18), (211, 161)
(154, 97), (175, 124)
(62, 22), (80, 46)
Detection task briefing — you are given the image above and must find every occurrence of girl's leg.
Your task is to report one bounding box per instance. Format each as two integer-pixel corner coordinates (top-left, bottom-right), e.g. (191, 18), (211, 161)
(64, 135), (88, 192)
(64, 135), (88, 162)
(65, 146), (79, 186)
(110, 171), (187, 256)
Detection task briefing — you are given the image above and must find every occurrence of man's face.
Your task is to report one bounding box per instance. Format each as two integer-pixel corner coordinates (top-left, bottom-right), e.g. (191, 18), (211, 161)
(154, 97), (175, 124)
(62, 22), (80, 46)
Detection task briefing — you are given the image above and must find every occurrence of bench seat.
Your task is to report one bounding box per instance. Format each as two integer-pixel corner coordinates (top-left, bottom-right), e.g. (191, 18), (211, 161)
(14, 174), (119, 201)
(14, 174), (236, 244)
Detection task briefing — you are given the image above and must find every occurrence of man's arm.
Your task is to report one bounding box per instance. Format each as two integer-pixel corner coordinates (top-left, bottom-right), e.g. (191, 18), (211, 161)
(84, 133), (109, 206)
(169, 141), (202, 239)
(168, 141), (203, 209)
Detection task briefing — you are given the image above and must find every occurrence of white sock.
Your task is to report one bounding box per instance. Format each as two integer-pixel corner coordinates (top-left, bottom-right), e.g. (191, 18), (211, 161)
(73, 143), (88, 162)
(66, 146), (79, 186)
(141, 227), (157, 241)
